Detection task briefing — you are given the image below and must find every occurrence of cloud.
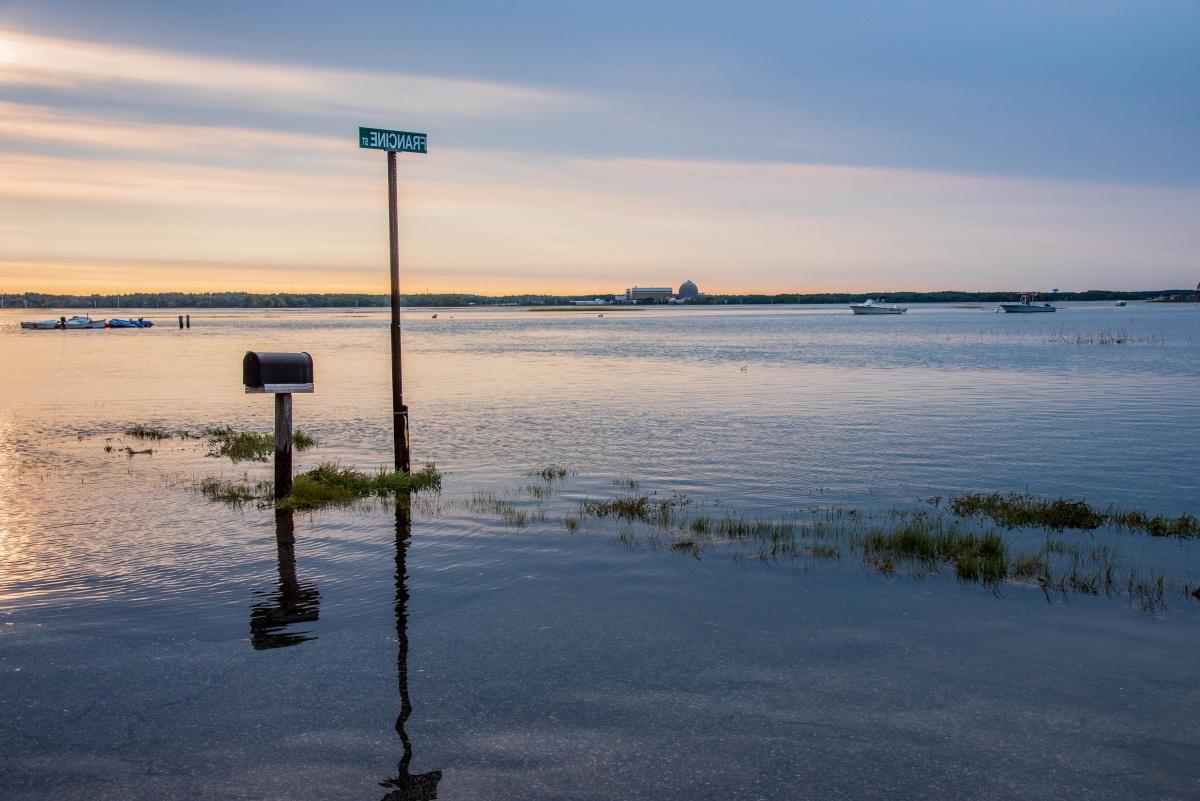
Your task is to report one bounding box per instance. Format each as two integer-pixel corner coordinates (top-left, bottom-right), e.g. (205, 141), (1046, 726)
(0, 101), (351, 164)
(0, 23), (1196, 294)
(3, 143), (1198, 294)
(0, 27), (577, 119)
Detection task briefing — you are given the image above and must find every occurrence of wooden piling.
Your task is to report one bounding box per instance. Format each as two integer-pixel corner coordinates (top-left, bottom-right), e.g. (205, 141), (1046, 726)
(186, 314), (191, 329)
(274, 392), (293, 499)
(178, 315), (184, 329)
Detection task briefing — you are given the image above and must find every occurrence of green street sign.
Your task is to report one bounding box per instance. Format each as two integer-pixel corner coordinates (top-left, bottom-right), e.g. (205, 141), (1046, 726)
(359, 127), (427, 153)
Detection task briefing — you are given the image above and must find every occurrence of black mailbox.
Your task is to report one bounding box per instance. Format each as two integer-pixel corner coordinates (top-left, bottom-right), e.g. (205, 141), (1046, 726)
(243, 351), (314, 394)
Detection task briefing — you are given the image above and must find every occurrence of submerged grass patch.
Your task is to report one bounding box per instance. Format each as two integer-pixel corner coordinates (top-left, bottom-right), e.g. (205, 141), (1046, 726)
(466, 491), (545, 527)
(204, 426), (318, 462)
(200, 477), (271, 505)
(527, 464), (571, 482)
(124, 424), (172, 440)
(580, 493), (690, 526)
(860, 525), (1009, 583)
(950, 491), (1198, 538)
(456, 477), (1199, 613)
(949, 492), (1106, 531)
(199, 462), (440, 511)
(279, 462), (440, 511)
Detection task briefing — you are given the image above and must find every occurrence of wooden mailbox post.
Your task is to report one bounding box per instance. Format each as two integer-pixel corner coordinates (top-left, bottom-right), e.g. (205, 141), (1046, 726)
(243, 352), (314, 499)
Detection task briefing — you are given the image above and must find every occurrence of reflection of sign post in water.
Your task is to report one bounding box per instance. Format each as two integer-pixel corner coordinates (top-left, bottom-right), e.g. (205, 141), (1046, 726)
(359, 126), (428, 474)
(380, 497), (442, 800)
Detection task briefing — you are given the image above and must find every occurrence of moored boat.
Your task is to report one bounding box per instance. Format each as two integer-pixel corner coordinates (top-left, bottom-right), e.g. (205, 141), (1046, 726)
(1000, 294), (1056, 313)
(63, 315), (106, 329)
(850, 298), (907, 315)
(107, 318), (155, 328)
(20, 319), (61, 329)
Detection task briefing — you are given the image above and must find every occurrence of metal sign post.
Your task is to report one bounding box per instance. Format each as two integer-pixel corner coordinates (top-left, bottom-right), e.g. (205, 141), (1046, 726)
(360, 126), (427, 473)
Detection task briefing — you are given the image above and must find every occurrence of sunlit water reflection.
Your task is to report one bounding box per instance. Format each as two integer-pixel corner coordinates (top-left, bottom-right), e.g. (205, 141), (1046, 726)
(1, 304), (1198, 800)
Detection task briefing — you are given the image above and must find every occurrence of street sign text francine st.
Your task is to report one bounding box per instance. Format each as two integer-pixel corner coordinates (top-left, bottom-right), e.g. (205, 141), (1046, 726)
(359, 126), (427, 153)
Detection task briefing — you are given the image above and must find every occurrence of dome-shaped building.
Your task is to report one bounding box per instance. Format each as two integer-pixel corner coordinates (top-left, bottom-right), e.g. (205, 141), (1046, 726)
(677, 280), (700, 300)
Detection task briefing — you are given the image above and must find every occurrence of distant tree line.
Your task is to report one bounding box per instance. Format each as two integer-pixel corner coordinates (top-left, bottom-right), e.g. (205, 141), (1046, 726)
(1, 288), (1193, 309)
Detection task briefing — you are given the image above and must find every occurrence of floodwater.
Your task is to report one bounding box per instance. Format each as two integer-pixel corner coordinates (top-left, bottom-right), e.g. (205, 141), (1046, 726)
(1, 302), (1198, 800)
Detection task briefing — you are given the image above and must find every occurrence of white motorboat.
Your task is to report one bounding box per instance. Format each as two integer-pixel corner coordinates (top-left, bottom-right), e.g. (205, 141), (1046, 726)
(63, 315), (106, 329)
(850, 298), (907, 315)
(20, 319), (61, 329)
(1000, 294), (1056, 313)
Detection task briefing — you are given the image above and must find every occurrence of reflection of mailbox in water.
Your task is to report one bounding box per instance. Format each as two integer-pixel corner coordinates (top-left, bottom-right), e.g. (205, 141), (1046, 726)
(243, 352), (314, 394)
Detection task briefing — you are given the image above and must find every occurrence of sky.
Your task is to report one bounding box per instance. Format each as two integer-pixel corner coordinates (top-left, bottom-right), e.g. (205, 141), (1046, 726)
(0, 1), (1197, 294)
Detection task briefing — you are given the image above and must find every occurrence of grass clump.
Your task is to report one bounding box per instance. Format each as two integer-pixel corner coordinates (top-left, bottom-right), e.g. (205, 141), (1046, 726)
(528, 464), (571, 482)
(1109, 508), (1200, 539)
(950, 491), (1198, 539)
(670, 540), (702, 559)
(612, 476), (641, 491)
(124, 424), (172, 440)
(564, 515), (580, 532)
(279, 462), (440, 511)
(205, 426), (318, 462)
(861, 525), (1008, 583)
(200, 477), (270, 505)
(950, 492), (1106, 531)
(582, 495), (651, 521)
(580, 493), (689, 526)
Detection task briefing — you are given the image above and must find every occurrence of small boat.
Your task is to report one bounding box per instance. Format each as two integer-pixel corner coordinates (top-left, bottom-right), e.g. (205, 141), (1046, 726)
(1000, 294), (1056, 313)
(1115, 301), (1127, 307)
(850, 298), (907, 315)
(63, 315), (106, 329)
(20, 319), (61, 330)
(107, 318), (154, 328)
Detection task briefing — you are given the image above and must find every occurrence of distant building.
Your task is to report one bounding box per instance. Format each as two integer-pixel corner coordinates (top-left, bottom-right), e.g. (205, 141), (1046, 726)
(626, 287), (674, 302)
(677, 280), (700, 300)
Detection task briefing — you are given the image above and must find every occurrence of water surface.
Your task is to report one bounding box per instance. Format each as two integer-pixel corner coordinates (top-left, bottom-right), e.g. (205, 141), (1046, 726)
(1, 303), (1198, 800)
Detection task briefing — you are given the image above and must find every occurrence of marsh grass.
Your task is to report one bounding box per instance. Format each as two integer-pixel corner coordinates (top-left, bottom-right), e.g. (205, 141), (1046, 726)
(279, 462), (440, 511)
(580, 492), (691, 527)
(199, 462), (439, 511)
(124, 424), (172, 440)
(670, 540), (702, 559)
(859, 525), (1009, 583)
(528, 464), (571, 482)
(525, 482), (555, 501)
(950, 491), (1198, 538)
(467, 491), (544, 527)
(950, 492), (1106, 531)
(461, 479), (1197, 612)
(1109, 508), (1200, 538)
(200, 477), (271, 505)
(1046, 329), (1164, 346)
(204, 426), (318, 462)
(612, 476), (641, 491)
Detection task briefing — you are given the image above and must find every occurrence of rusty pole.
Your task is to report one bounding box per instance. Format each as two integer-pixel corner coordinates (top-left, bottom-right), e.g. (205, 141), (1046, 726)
(388, 150), (411, 473)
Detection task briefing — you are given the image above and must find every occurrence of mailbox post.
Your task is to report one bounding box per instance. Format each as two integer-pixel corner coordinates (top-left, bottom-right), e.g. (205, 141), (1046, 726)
(243, 352), (314, 499)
